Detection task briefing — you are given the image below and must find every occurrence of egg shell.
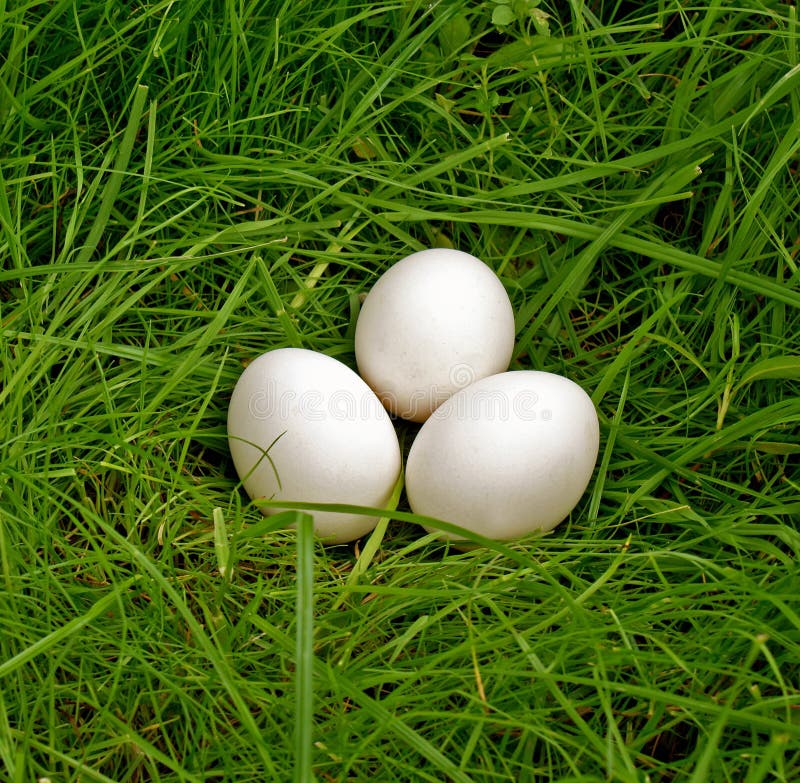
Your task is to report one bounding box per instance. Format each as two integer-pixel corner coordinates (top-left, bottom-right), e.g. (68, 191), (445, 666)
(227, 348), (401, 544)
(354, 248), (515, 422)
(405, 371), (600, 542)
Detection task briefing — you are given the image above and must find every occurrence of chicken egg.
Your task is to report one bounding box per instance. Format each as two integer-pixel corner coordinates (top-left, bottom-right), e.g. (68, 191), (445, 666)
(354, 248), (515, 422)
(227, 348), (401, 544)
(405, 371), (600, 542)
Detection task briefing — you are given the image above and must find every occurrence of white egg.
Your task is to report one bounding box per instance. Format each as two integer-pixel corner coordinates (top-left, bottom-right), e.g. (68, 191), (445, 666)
(227, 348), (401, 544)
(354, 248), (515, 422)
(405, 371), (600, 542)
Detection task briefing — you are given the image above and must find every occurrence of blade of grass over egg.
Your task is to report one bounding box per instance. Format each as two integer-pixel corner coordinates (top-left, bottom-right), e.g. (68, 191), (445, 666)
(255, 500), (534, 563)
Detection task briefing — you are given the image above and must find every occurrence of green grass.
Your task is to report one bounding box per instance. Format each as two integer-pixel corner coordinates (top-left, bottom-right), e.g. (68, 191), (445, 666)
(1, 0), (800, 780)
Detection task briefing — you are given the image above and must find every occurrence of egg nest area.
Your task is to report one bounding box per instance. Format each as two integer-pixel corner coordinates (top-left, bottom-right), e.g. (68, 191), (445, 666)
(2, 2), (800, 782)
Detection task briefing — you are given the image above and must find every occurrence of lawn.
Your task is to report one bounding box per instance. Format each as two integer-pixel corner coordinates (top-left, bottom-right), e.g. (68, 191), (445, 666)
(1, 1), (799, 781)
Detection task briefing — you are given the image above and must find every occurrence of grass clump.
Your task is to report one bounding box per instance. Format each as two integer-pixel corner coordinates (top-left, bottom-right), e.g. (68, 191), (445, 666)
(1, 1), (799, 781)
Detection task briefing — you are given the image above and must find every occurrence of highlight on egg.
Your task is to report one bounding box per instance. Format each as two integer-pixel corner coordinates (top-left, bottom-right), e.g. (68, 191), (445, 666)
(227, 348), (402, 544)
(354, 248), (516, 423)
(404, 371), (600, 542)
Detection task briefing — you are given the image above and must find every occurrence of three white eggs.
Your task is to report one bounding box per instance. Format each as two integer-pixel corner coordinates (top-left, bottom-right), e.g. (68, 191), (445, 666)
(227, 248), (600, 544)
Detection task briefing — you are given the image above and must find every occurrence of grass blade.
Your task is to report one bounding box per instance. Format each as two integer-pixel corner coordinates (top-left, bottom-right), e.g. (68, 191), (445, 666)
(0, 583), (131, 679)
(294, 512), (315, 783)
(75, 83), (149, 265)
